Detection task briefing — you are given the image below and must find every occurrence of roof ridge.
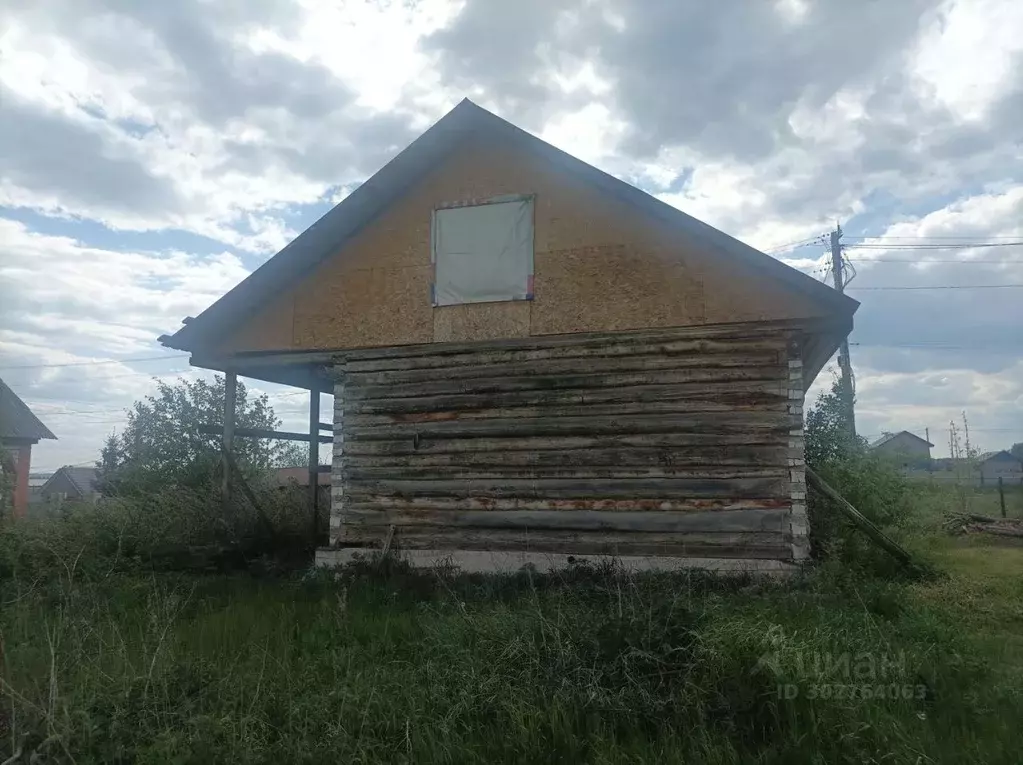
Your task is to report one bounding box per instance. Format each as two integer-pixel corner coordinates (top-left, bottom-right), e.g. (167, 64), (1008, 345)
(0, 377), (57, 441)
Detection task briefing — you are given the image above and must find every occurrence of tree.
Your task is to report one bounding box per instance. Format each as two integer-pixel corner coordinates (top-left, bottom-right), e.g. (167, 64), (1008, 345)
(804, 375), (864, 469)
(96, 375), (305, 496)
(1011, 443), (1023, 462)
(803, 374), (909, 567)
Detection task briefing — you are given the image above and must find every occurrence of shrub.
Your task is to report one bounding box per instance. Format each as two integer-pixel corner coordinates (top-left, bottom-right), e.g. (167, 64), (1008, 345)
(804, 379), (913, 574)
(0, 483), (320, 582)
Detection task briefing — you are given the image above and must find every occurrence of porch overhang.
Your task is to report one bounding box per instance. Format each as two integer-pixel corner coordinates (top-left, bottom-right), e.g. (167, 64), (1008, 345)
(170, 313), (852, 395)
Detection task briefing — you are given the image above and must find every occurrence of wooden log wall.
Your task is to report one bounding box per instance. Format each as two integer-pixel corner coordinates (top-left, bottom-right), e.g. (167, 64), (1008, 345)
(329, 324), (808, 562)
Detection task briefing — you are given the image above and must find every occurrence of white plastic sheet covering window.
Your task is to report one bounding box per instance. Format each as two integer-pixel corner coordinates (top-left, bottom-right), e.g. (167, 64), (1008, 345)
(432, 197), (534, 306)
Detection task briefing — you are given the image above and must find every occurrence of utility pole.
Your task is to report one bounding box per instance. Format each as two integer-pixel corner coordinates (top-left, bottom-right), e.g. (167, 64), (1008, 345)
(831, 225), (856, 438)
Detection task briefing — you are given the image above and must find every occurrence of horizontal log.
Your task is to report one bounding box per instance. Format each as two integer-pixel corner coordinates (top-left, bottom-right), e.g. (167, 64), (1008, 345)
(344, 466), (788, 481)
(342, 497), (792, 513)
(347, 396), (789, 427)
(341, 507), (789, 533)
(344, 432), (790, 457)
(342, 336), (788, 374)
(340, 527), (791, 559)
(343, 445), (789, 470)
(345, 476), (789, 500)
(344, 380), (788, 417)
(345, 367), (787, 402)
(316, 548), (799, 573)
(339, 320), (804, 365)
(345, 351), (783, 387)
(345, 411), (797, 442)
(198, 424), (332, 443)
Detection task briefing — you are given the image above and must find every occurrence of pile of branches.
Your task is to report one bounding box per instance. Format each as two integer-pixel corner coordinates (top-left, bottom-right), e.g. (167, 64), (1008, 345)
(944, 513), (1023, 538)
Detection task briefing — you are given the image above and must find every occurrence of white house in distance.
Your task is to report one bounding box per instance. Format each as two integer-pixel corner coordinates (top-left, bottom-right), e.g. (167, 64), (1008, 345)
(869, 431), (933, 468)
(975, 451), (1023, 486)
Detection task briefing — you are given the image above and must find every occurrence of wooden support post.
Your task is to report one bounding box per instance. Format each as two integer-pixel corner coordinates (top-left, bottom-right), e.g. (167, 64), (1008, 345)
(309, 388), (321, 540)
(805, 466), (917, 570)
(222, 370), (237, 511)
(222, 446), (274, 536)
(999, 476), (1006, 519)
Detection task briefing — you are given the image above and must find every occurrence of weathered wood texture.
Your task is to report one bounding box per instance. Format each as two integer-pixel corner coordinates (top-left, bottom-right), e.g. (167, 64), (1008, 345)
(315, 548), (799, 575)
(215, 134), (831, 355)
(330, 327), (804, 561)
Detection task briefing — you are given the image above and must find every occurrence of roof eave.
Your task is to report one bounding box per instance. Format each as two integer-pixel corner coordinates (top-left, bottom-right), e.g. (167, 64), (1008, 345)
(164, 100), (483, 352)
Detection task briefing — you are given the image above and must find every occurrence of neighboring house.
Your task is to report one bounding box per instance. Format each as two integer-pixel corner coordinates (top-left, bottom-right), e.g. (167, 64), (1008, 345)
(975, 451), (1023, 486)
(275, 467), (331, 488)
(27, 472), (52, 504)
(274, 467), (331, 508)
(1, 377), (57, 518)
(159, 99), (859, 573)
(39, 466), (101, 503)
(869, 431), (933, 468)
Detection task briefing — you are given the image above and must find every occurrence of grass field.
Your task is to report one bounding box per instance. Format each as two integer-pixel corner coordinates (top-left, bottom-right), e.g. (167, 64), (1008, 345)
(2, 487), (1022, 763)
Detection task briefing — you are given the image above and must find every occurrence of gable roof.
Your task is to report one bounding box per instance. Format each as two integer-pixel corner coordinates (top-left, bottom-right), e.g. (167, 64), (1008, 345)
(977, 450), (1020, 464)
(0, 378), (56, 441)
(66, 467), (99, 495)
(870, 431), (934, 449)
(160, 99), (857, 355)
(41, 466), (99, 497)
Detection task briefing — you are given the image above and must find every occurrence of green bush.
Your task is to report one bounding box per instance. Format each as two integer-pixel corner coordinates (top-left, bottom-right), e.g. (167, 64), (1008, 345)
(807, 452), (913, 572)
(804, 378), (913, 575)
(0, 483), (319, 581)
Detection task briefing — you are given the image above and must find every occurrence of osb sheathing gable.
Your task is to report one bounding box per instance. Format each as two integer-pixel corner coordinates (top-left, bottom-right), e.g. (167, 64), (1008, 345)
(214, 136), (829, 353)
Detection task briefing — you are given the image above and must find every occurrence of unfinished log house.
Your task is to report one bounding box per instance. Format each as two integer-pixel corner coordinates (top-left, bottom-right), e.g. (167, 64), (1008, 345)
(160, 99), (858, 573)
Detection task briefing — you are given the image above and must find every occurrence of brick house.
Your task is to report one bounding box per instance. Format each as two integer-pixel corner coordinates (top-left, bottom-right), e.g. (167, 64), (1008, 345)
(1, 378), (57, 518)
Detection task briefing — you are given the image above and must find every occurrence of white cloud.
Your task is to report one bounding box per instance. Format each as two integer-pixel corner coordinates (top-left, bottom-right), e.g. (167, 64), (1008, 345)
(3, 0), (1023, 467)
(0, 219), (249, 356)
(0, 2), (435, 252)
(0, 217), (331, 469)
(853, 361), (1023, 456)
(252, 0), (462, 112)
(912, 0), (1023, 120)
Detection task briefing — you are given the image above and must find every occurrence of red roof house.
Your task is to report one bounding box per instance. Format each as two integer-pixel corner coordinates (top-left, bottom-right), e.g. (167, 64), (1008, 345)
(1, 378), (57, 518)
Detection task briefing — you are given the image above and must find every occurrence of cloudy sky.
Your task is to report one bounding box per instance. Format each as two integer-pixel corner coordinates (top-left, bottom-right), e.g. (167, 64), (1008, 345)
(1, 0), (1021, 471)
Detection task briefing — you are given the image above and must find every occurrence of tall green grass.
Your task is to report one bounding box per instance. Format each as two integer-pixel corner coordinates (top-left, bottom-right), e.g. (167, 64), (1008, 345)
(2, 558), (1019, 764)
(0, 487), (316, 581)
(3, 469), (1021, 763)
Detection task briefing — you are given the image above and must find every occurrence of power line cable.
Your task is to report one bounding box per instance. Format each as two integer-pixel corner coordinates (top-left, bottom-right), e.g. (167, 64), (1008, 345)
(0, 354), (189, 371)
(855, 258), (1023, 264)
(848, 284), (1023, 291)
(850, 342), (1022, 350)
(845, 242), (1023, 250)
(845, 235), (1023, 240)
(765, 233), (829, 254)
(2, 368), (198, 384)
(32, 459), (102, 472)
